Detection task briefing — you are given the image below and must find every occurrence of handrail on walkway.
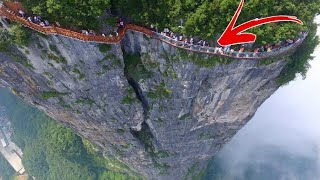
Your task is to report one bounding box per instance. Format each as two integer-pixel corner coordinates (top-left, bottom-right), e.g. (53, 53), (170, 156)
(0, 2), (307, 60)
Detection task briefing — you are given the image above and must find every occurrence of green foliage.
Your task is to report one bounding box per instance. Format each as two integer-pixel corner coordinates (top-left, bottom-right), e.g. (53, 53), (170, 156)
(177, 49), (233, 68)
(124, 54), (153, 81)
(156, 150), (171, 158)
(22, 144), (49, 180)
(41, 91), (67, 99)
(72, 68), (86, 80)
(190, 55), (220, 68)
(117, 128), (125, 134)
(179, 113), (191, 121)
(112, 0), (319, 46)
(121, 96), (136, 104)
(121, 87), (137, 105)
(277, 25), (319, 85)
(59, 56), (67, 64)
(12, 56), (34, 69)
(58, 98), (72, 109)
(0, 88), (141, 180)
(136, 126), (153, 153)
(47, 53), (59, 61)
(98, 171), (130, 180)
(198, 132), (217, 140)
(0, 153), (15, 180)
(98, 44), (112, 53)
(96, 54), (117, 66)
(105, 16), (119, 26)
(0, 29), (11, 52)
(0, 27), (34, 69)
(147, 83), (172, 99)
(22, 0), (111, 30)
(9, 24), (32, 46)
(49, 44), (60, 54)
(75, 98), (95, 106)
(142, 54), (160, 69)
(134, 122), (170, 173)
(46, 124), (86, 160)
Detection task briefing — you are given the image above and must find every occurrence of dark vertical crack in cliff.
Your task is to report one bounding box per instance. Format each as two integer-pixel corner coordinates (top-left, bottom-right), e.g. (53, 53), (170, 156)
(121, 50), (150, 127)
(127, 77), (149, 116)
(121, 50), (169, 171)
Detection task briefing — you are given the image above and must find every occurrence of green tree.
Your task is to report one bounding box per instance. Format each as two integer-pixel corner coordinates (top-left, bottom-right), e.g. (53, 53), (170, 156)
(22, 143), (49, 180)
(277, 24), (319, 85)
(0, 153), (15, 180)
(22, 0), (111, 30)
(9, 24), (32, 46)
(0, 88), (141, 180)
(0, 29), (11, 52)
(45, 123), (87, 162)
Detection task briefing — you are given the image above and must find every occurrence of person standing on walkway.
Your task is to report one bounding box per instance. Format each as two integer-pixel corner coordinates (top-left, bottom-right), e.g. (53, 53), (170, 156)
(253, 48), (259, 57)
(18, 9), (25, 18)
(224, 45), (231, 54)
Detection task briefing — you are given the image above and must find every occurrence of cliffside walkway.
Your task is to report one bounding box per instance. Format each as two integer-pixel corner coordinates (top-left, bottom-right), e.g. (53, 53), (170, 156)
(0, 1), (307, 60)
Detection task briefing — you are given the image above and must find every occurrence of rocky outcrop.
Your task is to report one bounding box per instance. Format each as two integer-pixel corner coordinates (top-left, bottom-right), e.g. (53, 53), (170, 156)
(0, 22), (287, 179)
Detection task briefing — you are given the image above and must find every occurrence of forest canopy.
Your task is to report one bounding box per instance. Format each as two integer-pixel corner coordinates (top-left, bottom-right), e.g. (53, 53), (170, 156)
(21, 0), (320, 45)
(0, 153), (15, 180)
(0, 89), (140, 180)
(22, 0), (111, 29)
(111, 0), (320, 45)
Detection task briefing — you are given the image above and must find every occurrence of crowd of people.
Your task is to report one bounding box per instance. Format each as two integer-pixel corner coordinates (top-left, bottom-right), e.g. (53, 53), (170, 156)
(81, 17), (125, 37)
(81, 29), (96, 36)
(18, 9), (50, 27)
(16, 7), (126, 39)
(158, 27), (306, 57)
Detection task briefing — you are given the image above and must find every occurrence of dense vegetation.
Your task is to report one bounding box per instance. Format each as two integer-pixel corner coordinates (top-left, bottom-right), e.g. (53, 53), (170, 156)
(0, 88), (140, 180)
(22, 0), (110, 29)
(123, 54), (153, 81)
(0, 153), (15, 180)
(277, 24), (319, 85)
(0, 24), (32, 51)
(111, 0), (319, 44)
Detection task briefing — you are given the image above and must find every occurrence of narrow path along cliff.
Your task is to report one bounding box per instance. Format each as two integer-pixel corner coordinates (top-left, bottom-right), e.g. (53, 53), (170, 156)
(0, 1), (307, 60)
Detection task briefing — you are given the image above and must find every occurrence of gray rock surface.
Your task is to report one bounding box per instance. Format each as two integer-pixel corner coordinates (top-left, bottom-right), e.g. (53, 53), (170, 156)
(0, 25), (288, 179)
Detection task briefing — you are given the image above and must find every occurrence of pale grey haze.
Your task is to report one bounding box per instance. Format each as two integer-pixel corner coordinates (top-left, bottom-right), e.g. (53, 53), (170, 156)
(206, 16), (320, 180)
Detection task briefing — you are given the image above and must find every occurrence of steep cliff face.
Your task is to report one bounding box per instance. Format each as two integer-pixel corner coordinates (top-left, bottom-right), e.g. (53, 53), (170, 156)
(121, 31), (286, 179)
(0, 25), (286, 179)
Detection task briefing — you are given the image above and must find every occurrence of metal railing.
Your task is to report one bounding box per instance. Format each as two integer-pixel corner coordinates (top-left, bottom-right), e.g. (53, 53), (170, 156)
(154, 32), (308, 60)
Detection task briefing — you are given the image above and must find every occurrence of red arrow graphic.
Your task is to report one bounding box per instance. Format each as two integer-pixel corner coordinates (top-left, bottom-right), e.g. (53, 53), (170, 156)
(217, 0), (303, 47)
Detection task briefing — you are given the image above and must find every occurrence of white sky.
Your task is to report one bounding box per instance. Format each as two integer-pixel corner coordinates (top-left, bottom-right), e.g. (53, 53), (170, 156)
(207, 17), (320, 180)
(218, 16), (320, 159)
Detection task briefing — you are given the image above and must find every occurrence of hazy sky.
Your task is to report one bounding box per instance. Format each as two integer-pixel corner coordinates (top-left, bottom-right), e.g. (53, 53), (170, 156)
(207, 16), (320, 179)
(233, 15), (320, 153)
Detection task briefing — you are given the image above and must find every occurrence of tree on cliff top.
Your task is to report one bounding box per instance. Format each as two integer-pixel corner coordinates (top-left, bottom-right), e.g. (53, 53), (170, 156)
(22, 0), (110, 29)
